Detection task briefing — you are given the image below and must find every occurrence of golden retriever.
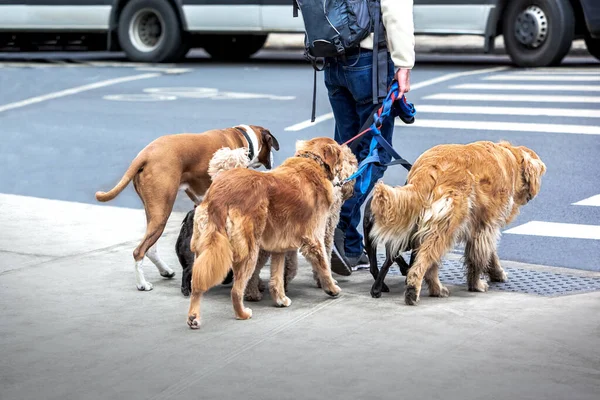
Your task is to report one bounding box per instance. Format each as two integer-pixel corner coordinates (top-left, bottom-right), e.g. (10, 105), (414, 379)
(369, 140), (546, 305)
(186, 137), (358, 328)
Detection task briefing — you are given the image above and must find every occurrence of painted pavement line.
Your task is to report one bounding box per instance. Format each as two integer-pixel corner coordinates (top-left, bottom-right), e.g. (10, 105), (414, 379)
(452, 83), (600, 92)
(504, 221), (600, 240)
(398, 119), (600, 135)
(484, 75), (600, 82)
(424, 93), (600, 103)
(284, 65), (508, 131)
(0, 72), (161, 113)
(573, 194), (600, 207)
(415, 104), (600, 118)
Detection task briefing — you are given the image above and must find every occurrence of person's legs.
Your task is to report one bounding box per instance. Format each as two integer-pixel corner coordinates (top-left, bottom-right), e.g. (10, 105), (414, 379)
(337, 51), (396, 264)
(324, 56), (363, 275)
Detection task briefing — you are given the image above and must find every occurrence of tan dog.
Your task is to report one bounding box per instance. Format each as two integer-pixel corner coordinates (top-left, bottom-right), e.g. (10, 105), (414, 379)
(244, 144), (358, 301)
(94, 125), (279, 291)
(369, 140), (546, 305)
(186, 137), (357, 329)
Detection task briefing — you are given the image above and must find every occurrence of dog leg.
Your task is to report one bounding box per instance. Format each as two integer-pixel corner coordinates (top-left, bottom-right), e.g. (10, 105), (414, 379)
(245, 250), (270, 302)
(405, 236), (454, 305)
(284, 250), (298, 292)
(487, 244), (508, 283)
(269, 252), (292, 307)
(424, 262), (450, 298)
(301, 238), (341, 298)
(134, 259), (153, 291)
(464, 227), (498, 292)
(371, 249), (395, 298)
(231, 249), (259, 320)
(147, 242), (175, 278)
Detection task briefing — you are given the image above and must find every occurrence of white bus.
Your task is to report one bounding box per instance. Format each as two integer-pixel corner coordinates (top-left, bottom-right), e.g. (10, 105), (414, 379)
(0, 0), (599, 67)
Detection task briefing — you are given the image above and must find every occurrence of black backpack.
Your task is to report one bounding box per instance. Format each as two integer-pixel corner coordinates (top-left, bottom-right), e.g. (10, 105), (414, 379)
(293, 0), (389, 121)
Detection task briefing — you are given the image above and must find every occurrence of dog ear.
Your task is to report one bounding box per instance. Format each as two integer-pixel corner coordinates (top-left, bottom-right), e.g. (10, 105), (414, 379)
(321, 143), (342, 173)
(520, 148), (546, 202)
(260, 128), (280, 151)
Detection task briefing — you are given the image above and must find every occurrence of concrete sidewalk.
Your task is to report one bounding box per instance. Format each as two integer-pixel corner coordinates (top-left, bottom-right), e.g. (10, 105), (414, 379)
(1, 193), (599, 400)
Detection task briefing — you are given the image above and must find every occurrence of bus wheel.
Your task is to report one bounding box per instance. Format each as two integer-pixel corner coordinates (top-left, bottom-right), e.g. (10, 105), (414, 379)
(118, 0), (183, 63)
(203, 34), (268, 61)
(502, 0), (575, 67)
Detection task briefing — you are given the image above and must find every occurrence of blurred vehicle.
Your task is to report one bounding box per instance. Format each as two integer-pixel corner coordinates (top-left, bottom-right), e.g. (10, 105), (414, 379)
(0, 0), (598, 67)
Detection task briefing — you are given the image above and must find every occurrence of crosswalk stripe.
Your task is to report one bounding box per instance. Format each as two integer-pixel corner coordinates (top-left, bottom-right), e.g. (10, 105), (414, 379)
(452, 83), (600, 92)
(511, 70), (600, 75)
(573, 194), (600, 207)
(415, 105), (600, 118)
(484, 75), (600, 81)
(397, 119), (600, 135)
(424, 93), (600, 103)
(504, 221), (600, 240)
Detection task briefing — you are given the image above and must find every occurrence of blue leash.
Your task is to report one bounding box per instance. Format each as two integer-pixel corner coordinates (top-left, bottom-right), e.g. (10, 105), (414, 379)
(341, 80), (416, 195)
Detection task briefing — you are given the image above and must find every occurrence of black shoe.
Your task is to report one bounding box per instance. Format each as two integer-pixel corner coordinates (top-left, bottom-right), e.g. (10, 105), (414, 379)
(330, 228), (352, 276)
(348, 253), (369, 271)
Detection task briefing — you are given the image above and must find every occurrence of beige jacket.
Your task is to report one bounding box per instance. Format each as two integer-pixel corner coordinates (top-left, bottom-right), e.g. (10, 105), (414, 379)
(360, 0), (415, 71)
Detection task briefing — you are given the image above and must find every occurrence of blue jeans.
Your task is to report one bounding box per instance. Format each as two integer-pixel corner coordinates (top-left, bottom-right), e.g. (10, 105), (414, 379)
(324, 50), (395, 257)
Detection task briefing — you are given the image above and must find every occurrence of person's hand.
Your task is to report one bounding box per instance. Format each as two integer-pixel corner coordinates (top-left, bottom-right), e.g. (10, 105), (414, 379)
(395, 68), (411, 97)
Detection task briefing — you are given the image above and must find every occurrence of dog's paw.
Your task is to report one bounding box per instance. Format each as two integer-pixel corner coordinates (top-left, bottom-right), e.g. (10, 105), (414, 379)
(469, 279), (489, 293)
(489, 270), (508, 283)
(275, 296), (292, 308)
(160, 270), (176, 279)
(187, 314), (201, 329)
(430, 285), (450, 298)
(325, 285), (341, 298)
(236, 307), (253, 320)
(382, 282), (390, 292)
(404, 285), (419, 305)
(181, 287), (190, 297)
(370, 287), (382, 298)
(137, 282), (153, 291)
(245, 292), (263, 302)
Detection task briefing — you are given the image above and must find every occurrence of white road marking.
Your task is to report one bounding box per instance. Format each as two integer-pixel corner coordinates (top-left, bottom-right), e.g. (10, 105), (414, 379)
(452, 83), (600, 92)
(424, 93), (600, 103)
(0, 73), (160, 113)
(415, 104), (600, 118)
(102, 94), (177, 102)
(504, 221), (600, 240)
(283, 66), (508, 131)
(284, 112), (334, 131)
(398, 119), (600, 135)
(573, 194), (600, 207)
(484, 75), (600, 81)
(143, 87), (295, 100)
(511, 70), (600, 75)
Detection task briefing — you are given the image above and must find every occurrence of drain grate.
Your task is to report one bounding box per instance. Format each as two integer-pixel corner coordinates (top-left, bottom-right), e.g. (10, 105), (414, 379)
(376, 253), (600, 297)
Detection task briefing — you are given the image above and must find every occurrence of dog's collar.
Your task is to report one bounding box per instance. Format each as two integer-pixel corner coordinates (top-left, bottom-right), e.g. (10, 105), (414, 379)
(234, 125), (257, 161)
(297, 152), (334, 181)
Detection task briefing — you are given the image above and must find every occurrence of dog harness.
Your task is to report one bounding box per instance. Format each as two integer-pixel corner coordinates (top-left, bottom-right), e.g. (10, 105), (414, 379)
(340, 80), (416, 195)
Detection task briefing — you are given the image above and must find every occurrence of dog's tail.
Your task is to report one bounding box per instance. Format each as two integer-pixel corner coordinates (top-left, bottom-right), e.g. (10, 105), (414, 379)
(207, 147), (251, 180)
(95, 153), (146, 202)
(369, 181), (425, 255)
(191, 203), (233, 293)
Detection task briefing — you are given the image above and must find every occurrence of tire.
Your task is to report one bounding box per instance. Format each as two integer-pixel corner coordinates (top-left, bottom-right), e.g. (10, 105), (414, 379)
(502, 0), (575, 67)
(202, 34), (268, 61)
(118, 0), (184, 63)
(584, 33), (600, 62)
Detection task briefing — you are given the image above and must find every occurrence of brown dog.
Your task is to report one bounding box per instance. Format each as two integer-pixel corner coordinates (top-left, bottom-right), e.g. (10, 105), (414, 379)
(369, 140), (546, 305)
(186, 137), (357, 329)
(95, 125), (279, 291)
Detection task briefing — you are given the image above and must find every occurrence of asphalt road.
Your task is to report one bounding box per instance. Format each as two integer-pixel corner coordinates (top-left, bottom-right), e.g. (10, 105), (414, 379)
(1, 49), (599, 272)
